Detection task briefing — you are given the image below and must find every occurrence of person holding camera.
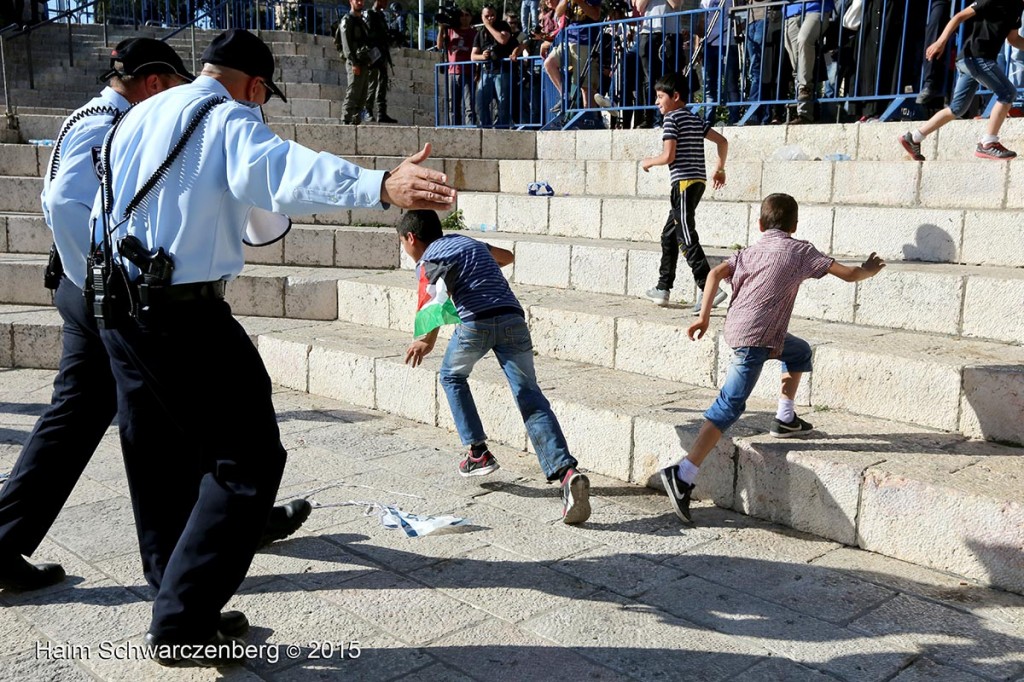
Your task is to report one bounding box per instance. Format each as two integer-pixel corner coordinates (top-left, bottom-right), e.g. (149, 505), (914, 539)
(339, 0), (373, 124)
(438, 7), (477, 125)
(472, 4), (519, 127)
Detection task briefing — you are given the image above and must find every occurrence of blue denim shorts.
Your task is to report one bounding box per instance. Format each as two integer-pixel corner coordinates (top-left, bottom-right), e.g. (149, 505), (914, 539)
(703, 334), (813, 432)
(950, 57), (1018, 117)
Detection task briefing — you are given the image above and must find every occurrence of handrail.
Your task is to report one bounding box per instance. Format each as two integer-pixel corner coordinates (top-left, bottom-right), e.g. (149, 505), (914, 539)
(6, 0), (103, 40)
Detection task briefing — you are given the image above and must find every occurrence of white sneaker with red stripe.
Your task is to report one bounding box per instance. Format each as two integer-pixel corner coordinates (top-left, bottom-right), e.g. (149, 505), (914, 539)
(560, 468), (591, 524)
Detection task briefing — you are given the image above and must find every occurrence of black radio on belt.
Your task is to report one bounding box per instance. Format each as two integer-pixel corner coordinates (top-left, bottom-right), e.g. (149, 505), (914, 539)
(86, 244), (131, 329)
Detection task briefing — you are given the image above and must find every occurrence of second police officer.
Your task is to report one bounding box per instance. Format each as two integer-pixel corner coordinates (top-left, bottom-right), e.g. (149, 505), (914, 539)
(89, 28), (454, 665)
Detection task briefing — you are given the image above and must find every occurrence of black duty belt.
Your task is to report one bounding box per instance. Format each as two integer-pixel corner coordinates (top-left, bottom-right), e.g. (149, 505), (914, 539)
(156, 280), (227, 302)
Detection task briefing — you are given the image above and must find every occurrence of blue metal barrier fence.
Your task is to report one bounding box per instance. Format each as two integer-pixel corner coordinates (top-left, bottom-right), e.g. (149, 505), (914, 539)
(434, 0), (1024, 130)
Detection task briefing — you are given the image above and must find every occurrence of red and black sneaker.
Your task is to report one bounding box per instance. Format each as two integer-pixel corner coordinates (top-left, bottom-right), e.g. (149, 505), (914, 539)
(898, 132), (925, 161)
(975, 142), (1017, 160)
(458, 450), (500, 477)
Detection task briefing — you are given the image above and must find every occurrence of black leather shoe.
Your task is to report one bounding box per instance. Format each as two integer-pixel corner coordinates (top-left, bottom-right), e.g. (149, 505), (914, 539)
(0, 555), (66, 591)
(259, 499), (312, 548)
(376, 114), (398, 123)
(144, 631), (246, 667)
(218, 610), (249, 638)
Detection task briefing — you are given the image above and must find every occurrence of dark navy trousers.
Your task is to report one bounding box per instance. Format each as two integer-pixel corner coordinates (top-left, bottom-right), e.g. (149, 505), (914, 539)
(0, 277), (199, 590)
(100, 299), (286, 642)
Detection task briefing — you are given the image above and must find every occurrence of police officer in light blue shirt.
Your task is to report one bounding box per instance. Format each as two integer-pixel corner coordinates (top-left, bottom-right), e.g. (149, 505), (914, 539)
(91, 28), (454, 665)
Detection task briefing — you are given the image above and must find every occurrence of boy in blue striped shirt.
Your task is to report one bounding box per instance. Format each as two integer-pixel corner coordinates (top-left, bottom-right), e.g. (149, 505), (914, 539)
(399, 210), (591, 524)
(641, 72), (730, 315)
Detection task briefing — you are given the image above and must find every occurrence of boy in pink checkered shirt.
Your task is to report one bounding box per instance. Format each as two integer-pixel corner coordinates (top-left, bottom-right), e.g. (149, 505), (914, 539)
(660, 193), (885, 523)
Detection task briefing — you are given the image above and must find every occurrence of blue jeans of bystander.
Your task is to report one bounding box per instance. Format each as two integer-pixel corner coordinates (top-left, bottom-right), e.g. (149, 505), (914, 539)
(477, 67), (510, 127)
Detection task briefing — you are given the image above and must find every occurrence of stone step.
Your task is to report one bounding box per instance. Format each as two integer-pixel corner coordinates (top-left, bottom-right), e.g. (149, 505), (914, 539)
(277, 124), (535, 160)
(0, 254), (396, 321)
(3, 240), (977, 442)
(503, 155), (1024, 213)
(457, 191), (1024, 268)
(544, 117), (1024, 164)
(433, 230), (1024, 344)
(5, 113), (536, 161)
(323, 268), (1024, 445)
(245, 318), (1024, 598)
(0, 145), (46, 177)
(1, 303), (1019, 595)
(3, 212), (1021, 344)
(0, 211), (407, 263)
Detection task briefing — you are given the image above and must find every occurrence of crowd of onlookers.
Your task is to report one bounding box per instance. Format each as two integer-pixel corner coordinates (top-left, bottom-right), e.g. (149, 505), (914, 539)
(436, 0), (1024, 130)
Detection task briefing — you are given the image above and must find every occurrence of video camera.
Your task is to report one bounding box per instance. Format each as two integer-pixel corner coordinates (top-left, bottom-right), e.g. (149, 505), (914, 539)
(436, 0), (459, 26)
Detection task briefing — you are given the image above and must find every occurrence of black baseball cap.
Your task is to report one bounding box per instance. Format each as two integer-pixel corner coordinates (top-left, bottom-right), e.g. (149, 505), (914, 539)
(99, 38), (194, 83)
(200, 29), (287, 103)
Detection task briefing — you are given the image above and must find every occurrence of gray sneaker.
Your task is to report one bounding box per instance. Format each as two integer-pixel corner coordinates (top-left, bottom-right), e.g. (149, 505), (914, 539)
(646, 287), (670, 306)
(693, 287), (728, 315)
(975, 142), (1017, 160)
(899, 132), (925, 161)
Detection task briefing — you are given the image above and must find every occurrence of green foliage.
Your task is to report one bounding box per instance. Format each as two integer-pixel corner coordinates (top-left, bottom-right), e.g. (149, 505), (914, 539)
(441, 208), (467, 231)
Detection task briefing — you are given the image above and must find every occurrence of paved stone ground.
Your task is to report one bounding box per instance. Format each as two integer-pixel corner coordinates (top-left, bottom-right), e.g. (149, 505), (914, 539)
(0, 367), (1022, 682)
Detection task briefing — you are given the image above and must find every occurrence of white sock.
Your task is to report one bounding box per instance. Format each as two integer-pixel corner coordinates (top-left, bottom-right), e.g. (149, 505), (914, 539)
(911, 129), (926, 143)
(981, 134), (999, 145)
(776, 398), (795, 423)
(676, 458), (700, 485)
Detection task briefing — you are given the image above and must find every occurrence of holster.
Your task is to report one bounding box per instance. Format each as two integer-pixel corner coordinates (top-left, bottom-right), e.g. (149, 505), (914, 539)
(44, 244), (64, 291)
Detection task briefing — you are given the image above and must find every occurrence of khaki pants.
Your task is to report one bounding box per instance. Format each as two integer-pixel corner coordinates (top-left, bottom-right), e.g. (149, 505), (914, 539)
(343, 63), (370, 122)
(367, 65), (389, 118)
(551, 41), (599, 104)
(783, 12), (827, 120)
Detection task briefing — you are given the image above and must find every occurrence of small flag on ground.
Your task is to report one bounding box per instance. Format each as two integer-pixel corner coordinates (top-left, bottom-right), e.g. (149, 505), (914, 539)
(414, 261), (461, 337)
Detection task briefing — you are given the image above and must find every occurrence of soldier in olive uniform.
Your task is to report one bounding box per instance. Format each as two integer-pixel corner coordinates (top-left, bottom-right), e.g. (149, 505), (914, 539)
(338, 0), (372, 124)
(366, 0), (397, 122)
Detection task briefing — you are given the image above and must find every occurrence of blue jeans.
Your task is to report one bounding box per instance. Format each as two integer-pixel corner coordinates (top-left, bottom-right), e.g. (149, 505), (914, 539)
(949, 57), (1017, 117)
(745, 18), (768, 123)
(520, 0), (537, 34)
(703, 334), (813, 432)
(477, 67), (510, 127)
(439, 314), (576, 480)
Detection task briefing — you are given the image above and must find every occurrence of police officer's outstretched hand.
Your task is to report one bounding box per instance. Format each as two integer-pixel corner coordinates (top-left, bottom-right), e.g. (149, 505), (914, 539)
(381, 143), (457, 210)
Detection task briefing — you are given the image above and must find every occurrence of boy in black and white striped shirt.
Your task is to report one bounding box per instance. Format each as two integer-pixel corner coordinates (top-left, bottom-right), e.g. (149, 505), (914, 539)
(641, 72), (730, 314)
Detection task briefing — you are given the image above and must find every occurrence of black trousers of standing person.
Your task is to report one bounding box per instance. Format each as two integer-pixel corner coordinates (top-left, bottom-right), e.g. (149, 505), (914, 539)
(920, 0), (953, 104)
(658, 180), (710, 292)
(638, 32), (662, 128)
(100, 297), (286, 643)
(0, 276), (199, 590)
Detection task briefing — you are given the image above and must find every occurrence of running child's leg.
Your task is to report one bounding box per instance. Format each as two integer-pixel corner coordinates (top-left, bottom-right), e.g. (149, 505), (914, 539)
(439, 321), (498, 474)
(772, 334), (815, 438)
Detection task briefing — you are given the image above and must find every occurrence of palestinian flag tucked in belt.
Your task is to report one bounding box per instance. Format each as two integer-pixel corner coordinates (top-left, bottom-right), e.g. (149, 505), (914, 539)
(414, 261), (462, 337)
